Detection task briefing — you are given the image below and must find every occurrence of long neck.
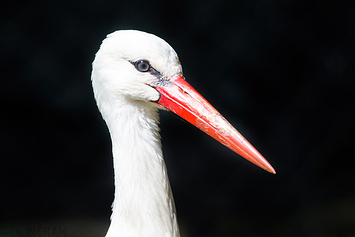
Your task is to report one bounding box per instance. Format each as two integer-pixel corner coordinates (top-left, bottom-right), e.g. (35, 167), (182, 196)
(103, 100), (180, 237)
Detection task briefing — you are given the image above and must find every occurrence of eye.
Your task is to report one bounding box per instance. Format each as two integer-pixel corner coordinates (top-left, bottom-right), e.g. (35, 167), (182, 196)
(134, 60), (151, 72)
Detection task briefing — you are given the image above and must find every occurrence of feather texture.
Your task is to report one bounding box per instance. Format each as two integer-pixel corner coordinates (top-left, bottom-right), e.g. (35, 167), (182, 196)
(92, 30), (181, 237)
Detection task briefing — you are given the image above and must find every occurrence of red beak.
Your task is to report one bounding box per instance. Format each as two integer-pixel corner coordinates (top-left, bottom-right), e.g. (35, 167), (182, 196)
(152, 75), (276, 174)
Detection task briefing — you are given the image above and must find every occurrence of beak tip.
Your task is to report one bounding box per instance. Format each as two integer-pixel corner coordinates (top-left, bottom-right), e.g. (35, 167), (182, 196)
(264, 163), (276, 174)
(254, 160), (276, 174)
(259, 159), (276, 174)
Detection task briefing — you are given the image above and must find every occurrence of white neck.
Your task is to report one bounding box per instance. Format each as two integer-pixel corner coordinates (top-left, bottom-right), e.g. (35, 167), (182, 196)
(103, 99), (180, 237)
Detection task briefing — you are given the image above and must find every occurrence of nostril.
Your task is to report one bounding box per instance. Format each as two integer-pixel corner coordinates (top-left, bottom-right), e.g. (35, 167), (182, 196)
(179, 87), (188, 94)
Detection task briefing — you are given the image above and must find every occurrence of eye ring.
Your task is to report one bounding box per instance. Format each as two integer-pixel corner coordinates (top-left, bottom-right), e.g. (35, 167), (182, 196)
(134, 60), (151, 72)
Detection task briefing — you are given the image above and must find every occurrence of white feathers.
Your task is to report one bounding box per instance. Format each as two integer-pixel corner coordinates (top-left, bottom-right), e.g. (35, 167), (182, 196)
(92, 30), (182, 107)
(91, 30), (182, 237)
(103, 30), (182, 77)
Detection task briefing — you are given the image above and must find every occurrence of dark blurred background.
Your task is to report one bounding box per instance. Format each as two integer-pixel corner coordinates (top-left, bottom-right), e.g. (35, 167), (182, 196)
(1, 0), (354, 236)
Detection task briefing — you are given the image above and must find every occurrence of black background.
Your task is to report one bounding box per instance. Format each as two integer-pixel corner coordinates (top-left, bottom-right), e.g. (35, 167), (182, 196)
(1, 0), (354, 236)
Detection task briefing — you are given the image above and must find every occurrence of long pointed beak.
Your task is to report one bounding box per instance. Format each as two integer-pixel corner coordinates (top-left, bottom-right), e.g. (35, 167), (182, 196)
(151, 75), (276, 174)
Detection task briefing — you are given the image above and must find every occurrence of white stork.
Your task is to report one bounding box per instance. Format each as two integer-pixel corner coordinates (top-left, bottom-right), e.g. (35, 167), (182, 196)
(91, 30), (275, 237)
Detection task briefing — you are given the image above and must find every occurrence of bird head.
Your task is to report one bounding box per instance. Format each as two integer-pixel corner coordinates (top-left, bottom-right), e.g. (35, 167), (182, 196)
(92, 30), (182, 103)
(92, 30), (275, 174)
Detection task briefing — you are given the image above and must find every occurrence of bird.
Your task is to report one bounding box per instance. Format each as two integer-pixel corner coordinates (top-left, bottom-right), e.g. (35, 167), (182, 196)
(91, 30), (276, 237)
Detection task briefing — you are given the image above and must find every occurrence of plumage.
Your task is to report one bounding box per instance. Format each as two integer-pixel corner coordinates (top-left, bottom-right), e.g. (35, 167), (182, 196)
(92, 30), (181, 237)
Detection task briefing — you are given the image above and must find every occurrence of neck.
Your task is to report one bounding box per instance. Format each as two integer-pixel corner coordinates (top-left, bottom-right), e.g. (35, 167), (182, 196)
(103, 99), (180, 237)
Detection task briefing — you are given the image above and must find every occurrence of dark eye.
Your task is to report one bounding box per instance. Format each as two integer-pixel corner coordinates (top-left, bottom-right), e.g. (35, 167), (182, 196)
(135, 60), (151, 72)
